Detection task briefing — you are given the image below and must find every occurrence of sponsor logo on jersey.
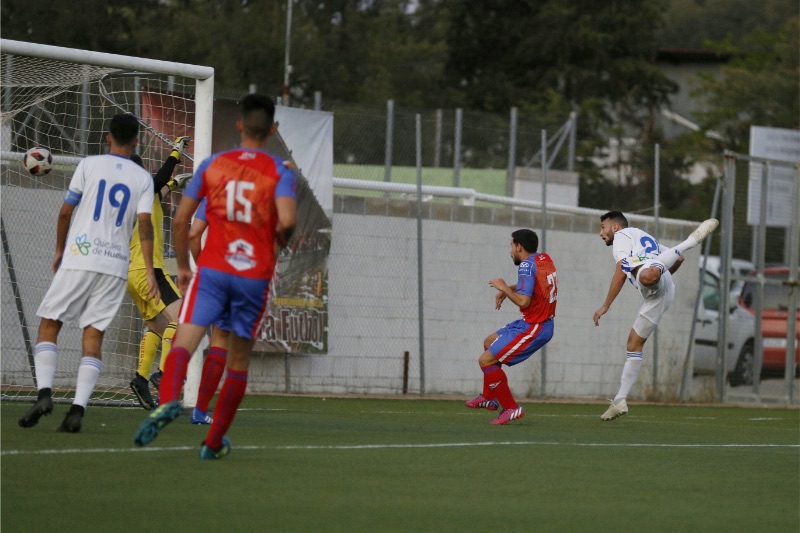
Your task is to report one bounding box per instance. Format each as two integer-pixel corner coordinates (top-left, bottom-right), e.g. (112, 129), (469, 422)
(70, 234), (91, 256)
(225, 238), (257, 272)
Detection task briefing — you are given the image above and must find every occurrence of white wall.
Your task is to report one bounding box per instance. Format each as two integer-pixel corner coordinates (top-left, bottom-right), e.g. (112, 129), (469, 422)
(263, 212), (700, 402)
(1, 188), (701, 401)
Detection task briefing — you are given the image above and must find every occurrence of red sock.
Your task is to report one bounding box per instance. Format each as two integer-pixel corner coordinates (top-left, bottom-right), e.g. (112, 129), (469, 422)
(481, 363), (500, 400)
(205, 368), (247, 450)
(158, 347), (190, 404)
(196, 347), (227, 412)
(482, 364), (517, 410)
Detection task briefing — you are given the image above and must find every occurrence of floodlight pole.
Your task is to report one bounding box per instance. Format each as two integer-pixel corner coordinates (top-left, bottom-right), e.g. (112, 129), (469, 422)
(282, 0), (293, 106)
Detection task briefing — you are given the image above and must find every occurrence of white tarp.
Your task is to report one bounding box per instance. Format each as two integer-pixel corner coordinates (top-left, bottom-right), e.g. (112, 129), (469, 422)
(274, 106), (334, 215)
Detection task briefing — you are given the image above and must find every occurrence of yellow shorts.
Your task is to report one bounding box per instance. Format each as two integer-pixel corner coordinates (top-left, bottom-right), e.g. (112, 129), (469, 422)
(127, 268), (182, 321)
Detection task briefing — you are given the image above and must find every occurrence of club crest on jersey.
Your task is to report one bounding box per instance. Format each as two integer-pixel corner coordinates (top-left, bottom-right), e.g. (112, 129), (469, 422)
(225, 238), (257, 271)
(238, 152), (257, 161)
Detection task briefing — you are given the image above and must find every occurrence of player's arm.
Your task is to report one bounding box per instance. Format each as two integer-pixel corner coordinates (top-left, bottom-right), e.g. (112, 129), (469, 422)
(189, 217), (207, 263)
(154, 137), (191, 196)
(275, 196), (297, 248)
(52, 202), (76, 273)
(495, 283), (516, 309)
(593, 260), (627, 326)
(173, 194), (201, 293)
(137, 214), (160, 302)
(152, 157), (179, 197)
(274, 161), (297, 248)
(188, 198), (208, 262)
(489, 278), (531, 309)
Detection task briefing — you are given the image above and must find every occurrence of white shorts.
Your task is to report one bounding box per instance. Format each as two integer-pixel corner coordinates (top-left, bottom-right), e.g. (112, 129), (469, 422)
(36, 269), (127, 331)
(632, 267), (675, 339)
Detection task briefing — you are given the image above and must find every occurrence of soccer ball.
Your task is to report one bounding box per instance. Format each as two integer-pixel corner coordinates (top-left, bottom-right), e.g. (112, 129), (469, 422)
(23, 147), (53, 176)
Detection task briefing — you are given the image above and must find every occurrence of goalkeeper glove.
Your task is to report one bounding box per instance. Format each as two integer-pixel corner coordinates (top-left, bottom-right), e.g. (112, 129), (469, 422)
(167, 173), (193, 192)
(170, 136), (191, 162)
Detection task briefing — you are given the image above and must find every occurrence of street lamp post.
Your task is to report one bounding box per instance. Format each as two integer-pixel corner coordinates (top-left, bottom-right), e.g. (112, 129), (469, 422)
(282, 0), (293, 106)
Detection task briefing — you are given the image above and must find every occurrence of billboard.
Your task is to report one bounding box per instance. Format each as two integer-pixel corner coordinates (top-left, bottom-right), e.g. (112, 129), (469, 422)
(747, 126), (800, 228)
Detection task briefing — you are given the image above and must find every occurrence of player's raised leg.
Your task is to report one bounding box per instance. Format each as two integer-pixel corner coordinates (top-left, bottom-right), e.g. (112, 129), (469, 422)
(656, 219), (719, 270)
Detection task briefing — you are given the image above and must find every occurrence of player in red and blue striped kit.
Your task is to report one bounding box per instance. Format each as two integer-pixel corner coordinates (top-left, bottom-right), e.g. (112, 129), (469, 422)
(466, 229), (558, 425)
(134, 94), (297, 458)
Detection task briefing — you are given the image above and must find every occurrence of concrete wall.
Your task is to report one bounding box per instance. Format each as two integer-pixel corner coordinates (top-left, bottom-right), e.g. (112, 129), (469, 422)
(1, 187), (701, 401)
(256, 197), (701, 402)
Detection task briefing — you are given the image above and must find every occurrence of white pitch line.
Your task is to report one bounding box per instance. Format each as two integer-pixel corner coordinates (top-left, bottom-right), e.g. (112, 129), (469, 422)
(2, 440), (798, 457)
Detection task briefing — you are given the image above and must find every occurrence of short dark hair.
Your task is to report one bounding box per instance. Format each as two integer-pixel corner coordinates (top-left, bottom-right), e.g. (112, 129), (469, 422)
(239, 94), (275, 140)
(109, 114), (140, 146)
(600, 210), (628, 228)
(512, 229), (539, 253)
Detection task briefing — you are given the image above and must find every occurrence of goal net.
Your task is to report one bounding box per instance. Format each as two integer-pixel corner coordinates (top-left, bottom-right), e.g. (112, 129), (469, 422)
(1, 40), (214, 407)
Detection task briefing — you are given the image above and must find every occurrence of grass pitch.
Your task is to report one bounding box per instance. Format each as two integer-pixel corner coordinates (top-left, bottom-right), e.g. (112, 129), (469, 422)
(2, 396), (798, 532)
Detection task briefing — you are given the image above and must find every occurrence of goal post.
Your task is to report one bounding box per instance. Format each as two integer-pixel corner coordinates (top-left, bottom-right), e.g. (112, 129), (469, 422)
(1, 39), (214, 407)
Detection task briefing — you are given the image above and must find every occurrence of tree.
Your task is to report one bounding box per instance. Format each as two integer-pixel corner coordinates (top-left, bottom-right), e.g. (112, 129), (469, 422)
(657, 0), (798, 49)
(444, 0), (676, 115)
(693, 17), (800, 152)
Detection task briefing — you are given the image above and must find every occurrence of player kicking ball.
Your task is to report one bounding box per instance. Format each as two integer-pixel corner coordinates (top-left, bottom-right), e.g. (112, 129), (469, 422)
(593, 212), (718, 421)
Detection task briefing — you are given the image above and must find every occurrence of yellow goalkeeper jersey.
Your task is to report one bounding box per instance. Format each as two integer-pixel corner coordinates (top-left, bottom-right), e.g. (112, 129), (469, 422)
(129, 195), (166, 271)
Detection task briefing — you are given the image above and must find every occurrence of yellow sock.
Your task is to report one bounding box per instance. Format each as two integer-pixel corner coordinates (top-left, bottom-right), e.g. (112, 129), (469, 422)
(137, 330), (162, 378)
(158, 323), (177, 372)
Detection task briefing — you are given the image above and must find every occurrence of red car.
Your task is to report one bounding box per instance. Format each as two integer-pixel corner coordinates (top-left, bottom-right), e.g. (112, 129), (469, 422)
(739, 267), (800, 374)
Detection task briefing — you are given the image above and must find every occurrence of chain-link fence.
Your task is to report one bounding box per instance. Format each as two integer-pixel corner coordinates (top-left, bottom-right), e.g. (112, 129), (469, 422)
(694, 151), (799, 403)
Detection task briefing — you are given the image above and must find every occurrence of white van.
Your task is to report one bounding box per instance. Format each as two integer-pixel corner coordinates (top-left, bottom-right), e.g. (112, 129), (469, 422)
(693, 256), (756, 386)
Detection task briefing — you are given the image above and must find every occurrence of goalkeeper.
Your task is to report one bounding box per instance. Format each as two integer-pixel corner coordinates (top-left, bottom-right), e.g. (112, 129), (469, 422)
(128, 137), (191, 410)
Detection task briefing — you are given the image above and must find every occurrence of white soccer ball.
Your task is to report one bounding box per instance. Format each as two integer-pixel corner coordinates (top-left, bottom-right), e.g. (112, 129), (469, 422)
(23, 147), (53, 176)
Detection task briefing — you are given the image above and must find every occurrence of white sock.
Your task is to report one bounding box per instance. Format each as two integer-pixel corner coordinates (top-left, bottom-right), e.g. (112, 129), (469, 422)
(73, 357), (103, 408)
(34, 342), (58, 390)
(656, 248), (682, 270)
(656, 232), (702, 271)
(614, 352), (643, 403)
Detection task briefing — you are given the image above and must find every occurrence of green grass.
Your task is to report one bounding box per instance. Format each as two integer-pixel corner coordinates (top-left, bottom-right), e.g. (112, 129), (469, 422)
(2, 397), (798, 532)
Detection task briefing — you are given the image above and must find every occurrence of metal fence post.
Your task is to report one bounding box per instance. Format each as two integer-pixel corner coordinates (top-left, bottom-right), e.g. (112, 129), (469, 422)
(453, 108), (462, 188)
(653, 143), (660, 393)
(718, 151), (737, 403)
(434, 108), (442, 168)
(384, 99), (394, 185)
(415, 113), (426, 396)
(784, 164), (799, 401)
(567, 111), (576, 172)
(540, 128), (548, 395)
(752, 161), (770, 395)
(507, 106), (518, 198)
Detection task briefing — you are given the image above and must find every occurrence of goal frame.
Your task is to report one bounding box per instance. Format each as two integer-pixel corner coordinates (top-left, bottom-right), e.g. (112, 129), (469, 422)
(1, 39), (214, 407)
(1, 39), (214, 163)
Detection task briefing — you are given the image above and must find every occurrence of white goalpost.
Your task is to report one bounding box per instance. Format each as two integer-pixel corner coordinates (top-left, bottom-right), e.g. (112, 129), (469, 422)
(1, 39), (214, 407)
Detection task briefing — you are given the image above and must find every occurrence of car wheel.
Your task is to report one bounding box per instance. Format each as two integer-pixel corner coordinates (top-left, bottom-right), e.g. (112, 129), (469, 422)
(729, 342), (754, 387)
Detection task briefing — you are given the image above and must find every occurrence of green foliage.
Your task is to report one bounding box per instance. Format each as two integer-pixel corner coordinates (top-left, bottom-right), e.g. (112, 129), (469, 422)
(444, 0), (675, 115)
(693, 17), (800, 151)
(658, 0), (798, 48)
(2, 0), (796, 220)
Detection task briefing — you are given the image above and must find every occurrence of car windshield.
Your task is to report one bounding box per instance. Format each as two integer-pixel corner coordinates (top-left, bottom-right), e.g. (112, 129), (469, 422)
(741, 272), (796, 310)
(701, 271), (720, 310)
